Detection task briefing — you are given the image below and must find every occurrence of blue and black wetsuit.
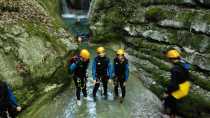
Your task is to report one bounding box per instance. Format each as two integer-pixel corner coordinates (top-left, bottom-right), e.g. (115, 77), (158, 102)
(113, 57), (129, 98)
(0, 81), (19, 118)
(68, 56), (89, 100)
(92, 56), (112, 97)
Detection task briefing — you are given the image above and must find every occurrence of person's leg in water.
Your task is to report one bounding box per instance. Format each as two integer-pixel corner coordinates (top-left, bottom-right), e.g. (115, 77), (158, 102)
(102, 76), (108, 99)
(114, 79), (119, 99)
(93, 78), (100, 100)
(74, 76), (81, 102)
(169, 97), (177, 118)
(119, 79), (126, 103)
(0, 110), (8, 118)
(120, 79), (126, 98)
(7, 105), (18, 118)
(81, 78), (87, 99)
(164, 96), (177, 118)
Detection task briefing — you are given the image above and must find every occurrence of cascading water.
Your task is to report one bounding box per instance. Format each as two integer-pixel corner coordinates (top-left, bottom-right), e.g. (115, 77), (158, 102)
(87, 0), (95, 19)
(67, 0), (91, 10)
(61, 0), (91, 37)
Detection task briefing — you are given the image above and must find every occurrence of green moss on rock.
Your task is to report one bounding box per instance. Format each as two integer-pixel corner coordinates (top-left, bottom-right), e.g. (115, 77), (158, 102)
(145, 7), (166, 22)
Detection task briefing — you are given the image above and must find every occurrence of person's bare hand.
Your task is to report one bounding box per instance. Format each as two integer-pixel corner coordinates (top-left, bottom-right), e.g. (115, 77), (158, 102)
(108, 79), (112, 84)
(123, 82), (126, 86)
(16, 106), (22, 112)
(93, 80), (97, 85)
(163, 93), (168, 98)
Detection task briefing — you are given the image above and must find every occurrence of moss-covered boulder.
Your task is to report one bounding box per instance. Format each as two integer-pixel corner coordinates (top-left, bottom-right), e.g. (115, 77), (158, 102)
(0, 0), (77, 108)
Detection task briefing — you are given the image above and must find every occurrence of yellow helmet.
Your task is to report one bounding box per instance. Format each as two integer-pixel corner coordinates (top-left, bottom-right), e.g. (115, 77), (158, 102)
(96, 47), (105, 54)
(80, 49), (90, 59)
(117, 49), (125, 55)
(166, 49), (181, 59)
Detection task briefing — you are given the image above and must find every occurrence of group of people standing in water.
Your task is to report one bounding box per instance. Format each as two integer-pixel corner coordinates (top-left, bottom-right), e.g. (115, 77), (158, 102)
(68, 47), (129, 106)
(68, 47), (191, 118)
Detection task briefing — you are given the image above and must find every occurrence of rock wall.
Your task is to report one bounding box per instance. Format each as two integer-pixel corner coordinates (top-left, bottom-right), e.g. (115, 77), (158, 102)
(90, 0), (210, 117)
(0, 0), (77, 107)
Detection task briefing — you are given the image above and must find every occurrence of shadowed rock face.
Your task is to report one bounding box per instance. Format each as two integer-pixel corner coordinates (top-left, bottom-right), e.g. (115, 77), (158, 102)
(90, 0), (210, 117)
(67, 0), (91, 10)
(0, 0), (77, 108)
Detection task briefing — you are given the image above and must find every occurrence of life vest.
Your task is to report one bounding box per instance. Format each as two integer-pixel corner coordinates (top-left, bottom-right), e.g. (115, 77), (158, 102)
(172, 81), (191, 100)
(95, 56), (109, 76)
(114, 57), (128, 79)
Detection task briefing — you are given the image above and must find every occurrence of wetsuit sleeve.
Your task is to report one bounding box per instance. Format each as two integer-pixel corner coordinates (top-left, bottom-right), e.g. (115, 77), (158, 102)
(92, 58), (97, 80)
(107, 59), (112, 79)
(7, 86), (18, 108)
(125, 63), (129, 81)
(112, 60), (116, 79)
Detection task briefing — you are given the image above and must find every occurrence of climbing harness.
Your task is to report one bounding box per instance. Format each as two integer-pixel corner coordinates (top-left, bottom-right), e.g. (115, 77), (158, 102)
(76, 77), (86, 89)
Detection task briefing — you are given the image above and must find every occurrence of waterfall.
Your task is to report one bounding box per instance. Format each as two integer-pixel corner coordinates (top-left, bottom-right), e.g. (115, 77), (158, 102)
(61, 0), (92, 35)
(61, 0), (70, 14)
(81, 0), (91, 10)
(61, 0), (77, 18)
(61, 0), (91, 19)
(87, 0), (94, 18)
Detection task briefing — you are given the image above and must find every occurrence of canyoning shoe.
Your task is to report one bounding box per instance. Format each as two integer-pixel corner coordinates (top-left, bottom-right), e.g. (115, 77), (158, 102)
(84, 96), (87, 100)
(114, 96), (119, 100)
(93, 97), (97, 102)
(104, 95), (108, 100)
(93, 95), (97, 102)
(160, 114), (171, 118)
(77, 100), (82, 106)
(119, 97), (124, 103)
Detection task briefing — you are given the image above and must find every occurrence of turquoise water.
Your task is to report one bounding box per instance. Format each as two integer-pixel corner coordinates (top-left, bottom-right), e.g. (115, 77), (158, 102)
(63, 18), (90, 36)
(61, 0), (90, 36)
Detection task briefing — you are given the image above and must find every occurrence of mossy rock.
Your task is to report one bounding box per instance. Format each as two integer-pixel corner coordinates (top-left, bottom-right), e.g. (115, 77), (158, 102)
(37, 0), (64, 28)
(141, 0), (195, 6)
(0, 0), (76, 112)
(145, 7), (166, 22)
(176, 11), (195, 25)
(177, 93), (210, 117)
(149, 84), (165, 98)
